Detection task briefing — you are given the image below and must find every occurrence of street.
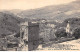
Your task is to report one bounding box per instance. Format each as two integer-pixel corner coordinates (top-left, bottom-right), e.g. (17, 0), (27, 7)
(36, 39), (80, 51)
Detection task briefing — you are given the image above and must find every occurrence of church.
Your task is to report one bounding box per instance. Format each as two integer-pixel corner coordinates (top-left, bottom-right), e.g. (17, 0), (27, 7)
(65, 21), (73, 37)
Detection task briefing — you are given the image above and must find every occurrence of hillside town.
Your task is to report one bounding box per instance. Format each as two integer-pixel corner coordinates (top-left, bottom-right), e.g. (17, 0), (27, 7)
(0, 16), (80, 51)
(0, 0), (80, 51)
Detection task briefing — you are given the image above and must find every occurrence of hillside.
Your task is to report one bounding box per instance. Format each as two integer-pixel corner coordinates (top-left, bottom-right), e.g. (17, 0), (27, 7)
(0, 12), (21, 35)
(0, 0), (80, 38)
(17, 0), (80, 22)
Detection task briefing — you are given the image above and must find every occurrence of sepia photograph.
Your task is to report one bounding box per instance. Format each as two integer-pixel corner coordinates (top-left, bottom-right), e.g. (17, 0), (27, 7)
(0, 0), (80, 51)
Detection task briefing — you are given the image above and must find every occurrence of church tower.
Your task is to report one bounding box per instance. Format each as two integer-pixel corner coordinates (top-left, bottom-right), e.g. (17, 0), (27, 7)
(66, 21), (70, 33)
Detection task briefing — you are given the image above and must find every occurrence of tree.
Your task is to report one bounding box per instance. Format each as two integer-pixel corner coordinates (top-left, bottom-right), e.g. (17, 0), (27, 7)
(73, 27), (80, 39)
(55, 29), (67, 38)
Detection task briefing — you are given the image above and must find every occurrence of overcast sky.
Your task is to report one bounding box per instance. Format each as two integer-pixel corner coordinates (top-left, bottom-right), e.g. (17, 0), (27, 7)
(0, 0), (76, 10)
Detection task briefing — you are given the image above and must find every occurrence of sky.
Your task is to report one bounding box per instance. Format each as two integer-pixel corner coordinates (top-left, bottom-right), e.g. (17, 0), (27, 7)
(0, 0), (76, 10)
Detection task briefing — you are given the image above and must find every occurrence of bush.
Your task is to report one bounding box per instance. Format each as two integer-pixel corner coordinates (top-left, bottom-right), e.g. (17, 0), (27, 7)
(55, 29), (67, 38)
(73, 27), (80, 39)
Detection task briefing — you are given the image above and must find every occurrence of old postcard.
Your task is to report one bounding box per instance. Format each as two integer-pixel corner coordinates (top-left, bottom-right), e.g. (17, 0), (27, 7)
(0, 0), (80, 51)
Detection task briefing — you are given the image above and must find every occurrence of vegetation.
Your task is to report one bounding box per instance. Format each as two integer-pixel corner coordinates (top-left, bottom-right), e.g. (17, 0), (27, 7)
(55, 18), (80, 39)
(55, 29), (67, 38)
(73, 27), (80, 39)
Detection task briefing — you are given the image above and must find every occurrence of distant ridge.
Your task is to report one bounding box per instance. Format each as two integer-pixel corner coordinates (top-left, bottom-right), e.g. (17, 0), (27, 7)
(16, 0), (80, 22)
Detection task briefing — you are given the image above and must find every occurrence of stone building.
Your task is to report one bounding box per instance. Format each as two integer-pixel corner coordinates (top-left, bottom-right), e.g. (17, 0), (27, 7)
(20, 21), (40, 51)
(66, 21), (70, 33)
(19, 21), (28, 51)
(39, 21), (57, 43)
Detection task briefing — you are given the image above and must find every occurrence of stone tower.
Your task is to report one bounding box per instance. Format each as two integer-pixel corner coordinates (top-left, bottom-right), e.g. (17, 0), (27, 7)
(28, 21), (39, 51)
(19, 21), (28, 51)
(66, 21), (70, 33)
(20, 21), (40, 51)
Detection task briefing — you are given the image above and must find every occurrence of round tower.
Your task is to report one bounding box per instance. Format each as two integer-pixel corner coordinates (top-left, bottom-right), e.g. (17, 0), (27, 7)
(66, 21), (70, 33)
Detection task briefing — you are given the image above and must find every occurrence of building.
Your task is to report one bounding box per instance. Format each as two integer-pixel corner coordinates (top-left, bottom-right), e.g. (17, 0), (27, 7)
(20, 21), (40, 51)
(66, 21), (70, 33)
(19, 21), (28, 51)
(28, 21), (39, 51)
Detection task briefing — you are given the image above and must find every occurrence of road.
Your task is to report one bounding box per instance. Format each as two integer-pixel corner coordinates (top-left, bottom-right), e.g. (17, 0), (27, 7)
(36, 39), (80, 51)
